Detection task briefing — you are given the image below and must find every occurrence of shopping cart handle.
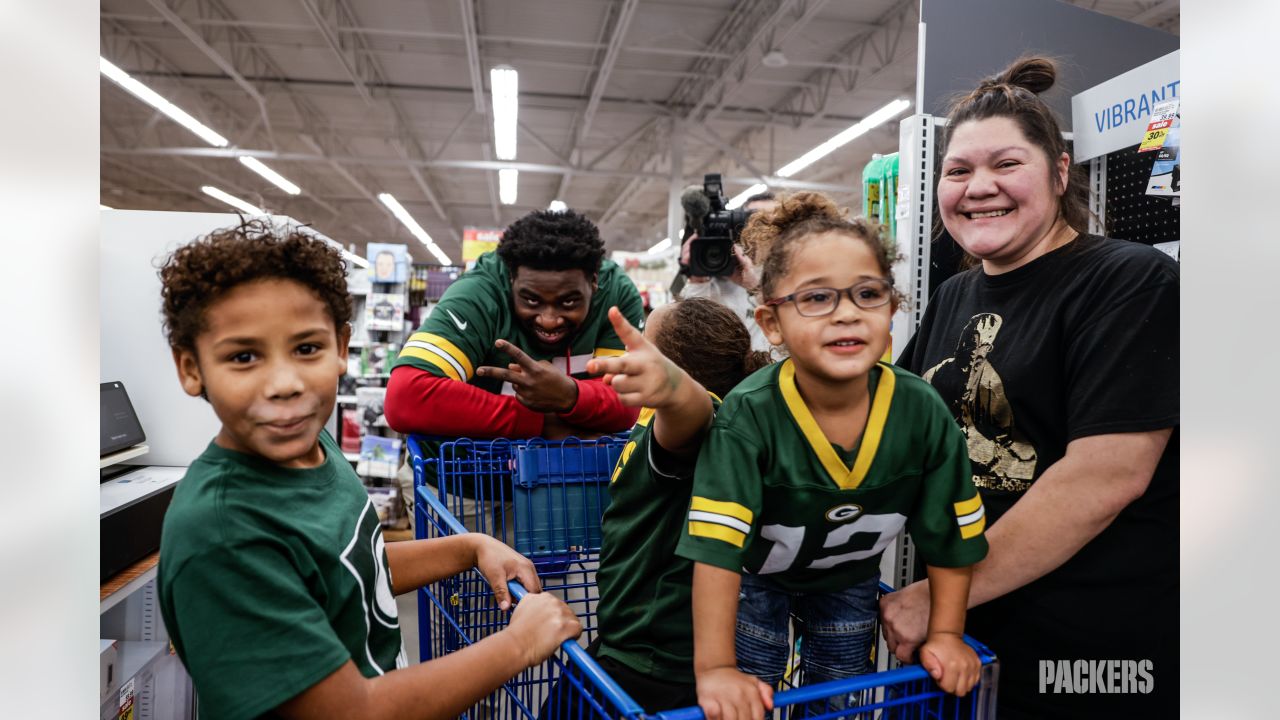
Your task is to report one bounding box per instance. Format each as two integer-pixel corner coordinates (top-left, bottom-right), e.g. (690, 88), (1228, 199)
(506, 581), (645, 717)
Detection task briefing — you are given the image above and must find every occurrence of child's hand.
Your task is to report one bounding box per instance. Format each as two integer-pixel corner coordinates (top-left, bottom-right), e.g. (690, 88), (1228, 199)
(586, 306), (689, 410)
(472, 534), (542, 611)
(919, 633), (981, 696)
(695, 666), (773, 720)
(505, 592), (582, 668)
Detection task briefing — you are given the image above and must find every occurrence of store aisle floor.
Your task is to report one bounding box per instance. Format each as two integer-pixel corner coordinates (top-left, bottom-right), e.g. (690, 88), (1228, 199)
(398, 591), (419, 664)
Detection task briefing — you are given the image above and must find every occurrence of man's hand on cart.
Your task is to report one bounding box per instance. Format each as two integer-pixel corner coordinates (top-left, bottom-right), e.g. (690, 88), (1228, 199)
(695, 666), (774, 720)
(920, 632), (981, 696)
(478, 339), (580, 413)
(879, 579), (930, 664)
(472, 533), (542, 611)
(587, 306), (684, 408)
(506, 593), (583, 668)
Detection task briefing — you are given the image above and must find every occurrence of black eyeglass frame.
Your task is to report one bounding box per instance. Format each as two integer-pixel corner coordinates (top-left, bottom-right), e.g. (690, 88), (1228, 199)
(763, 278), (895, 317)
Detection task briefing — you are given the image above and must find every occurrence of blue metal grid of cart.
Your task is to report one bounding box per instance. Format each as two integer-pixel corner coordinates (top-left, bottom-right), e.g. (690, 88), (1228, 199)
(409, 435), (998, 720)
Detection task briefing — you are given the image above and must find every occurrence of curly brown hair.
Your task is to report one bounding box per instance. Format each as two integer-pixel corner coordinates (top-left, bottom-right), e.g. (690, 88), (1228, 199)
(740, 191), (903, 307)
(158, 218), (353, 353)
(650, 297), (771, 399)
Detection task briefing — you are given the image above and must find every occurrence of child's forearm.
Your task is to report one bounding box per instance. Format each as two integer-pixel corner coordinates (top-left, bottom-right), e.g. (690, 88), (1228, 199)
(653, 375), (713, 457)
(924, 565), (972, 638)
(385, 535), (479, 595)
(276, 628), (529, 720)
(692, 562), (741, 672)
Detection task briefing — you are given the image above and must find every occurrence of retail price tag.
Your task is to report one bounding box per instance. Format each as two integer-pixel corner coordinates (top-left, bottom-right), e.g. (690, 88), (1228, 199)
(1139, 99), (1179, 153)
(117, 678), (135, 720)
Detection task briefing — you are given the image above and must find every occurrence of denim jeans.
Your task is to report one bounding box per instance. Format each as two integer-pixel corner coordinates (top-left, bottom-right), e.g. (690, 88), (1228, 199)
(736, 571), (880, 712)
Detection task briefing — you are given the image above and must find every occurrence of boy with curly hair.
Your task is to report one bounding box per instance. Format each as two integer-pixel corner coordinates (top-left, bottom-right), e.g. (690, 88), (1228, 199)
(156, 219), (581, 720)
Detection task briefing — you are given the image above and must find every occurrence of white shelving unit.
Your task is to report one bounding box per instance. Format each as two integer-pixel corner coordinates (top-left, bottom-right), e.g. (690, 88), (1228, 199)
(100, 449), (194, 720)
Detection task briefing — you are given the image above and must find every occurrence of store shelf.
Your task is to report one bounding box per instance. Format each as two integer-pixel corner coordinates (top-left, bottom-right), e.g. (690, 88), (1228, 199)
(101, 444), (149, 469)
(344, 452), (361, 463)
(337, 395), (358, 404)
(100, 641), (169, 713)
(100, 552), (159, 614)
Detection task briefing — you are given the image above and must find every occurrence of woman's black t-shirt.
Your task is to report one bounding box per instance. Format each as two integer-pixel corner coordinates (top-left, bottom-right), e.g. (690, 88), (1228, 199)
(898, 234), (1178, 718)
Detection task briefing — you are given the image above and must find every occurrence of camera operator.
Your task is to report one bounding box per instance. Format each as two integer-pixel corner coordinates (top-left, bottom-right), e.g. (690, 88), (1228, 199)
(676, 188), (776, 354)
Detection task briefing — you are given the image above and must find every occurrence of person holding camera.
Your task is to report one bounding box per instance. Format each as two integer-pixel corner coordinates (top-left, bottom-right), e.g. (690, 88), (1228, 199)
(677, 188), (776, 354)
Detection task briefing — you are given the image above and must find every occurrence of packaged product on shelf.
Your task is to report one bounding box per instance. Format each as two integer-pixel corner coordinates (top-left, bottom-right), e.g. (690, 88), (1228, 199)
(340, 408), (363, 453)
(356, 386), (388, 429)
(365, 292), (406, 331)
(356, 435), (402, 480)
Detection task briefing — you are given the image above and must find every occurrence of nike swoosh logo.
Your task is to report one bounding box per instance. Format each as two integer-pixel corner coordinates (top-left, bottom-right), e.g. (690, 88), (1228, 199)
(445, 309), (468, 331)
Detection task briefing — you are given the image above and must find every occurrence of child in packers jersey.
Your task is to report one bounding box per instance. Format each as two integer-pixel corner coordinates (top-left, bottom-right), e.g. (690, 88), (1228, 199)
(675, 193), (990, 718)
(564, 298), (771, 713)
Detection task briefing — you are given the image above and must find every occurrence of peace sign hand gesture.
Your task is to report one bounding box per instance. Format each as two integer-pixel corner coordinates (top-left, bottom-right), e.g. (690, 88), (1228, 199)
(586, 307), (688, 410)
(476, 340), (579, 413)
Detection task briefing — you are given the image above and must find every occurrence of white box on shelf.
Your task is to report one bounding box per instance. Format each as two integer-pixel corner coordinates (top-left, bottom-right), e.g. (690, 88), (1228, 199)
(100, 639), (119, 703)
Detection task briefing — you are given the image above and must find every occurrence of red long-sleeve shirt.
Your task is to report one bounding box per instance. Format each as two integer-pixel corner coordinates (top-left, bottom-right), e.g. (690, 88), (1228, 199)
(384, 365), (639, 439)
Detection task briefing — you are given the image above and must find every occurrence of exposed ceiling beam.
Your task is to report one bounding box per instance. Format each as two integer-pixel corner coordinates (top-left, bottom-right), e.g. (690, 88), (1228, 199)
(1130, 0), (1179, 24)
(298, 0), (374, 105)
(578, 0), (641, 149)
(143, 0), (273, 141)
(458, 0), (487, 114)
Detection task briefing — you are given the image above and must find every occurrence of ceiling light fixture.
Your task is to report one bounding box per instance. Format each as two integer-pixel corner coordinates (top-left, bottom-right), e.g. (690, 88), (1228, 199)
(499, 169), (519, 205)
(201, 185), (265, 215)
(725, 183), (768, 211)
(648, 237), (673, 254)
(377, 192), (453, 265)
(100, 57), (229, 147)
(548, 200), (568, 212)
(490, 66), (519, 161)
(722, 98), (912, 210)
(761, 50), (788, 68)
(775, 98), (912, 178)
(238, 156), (301, 195)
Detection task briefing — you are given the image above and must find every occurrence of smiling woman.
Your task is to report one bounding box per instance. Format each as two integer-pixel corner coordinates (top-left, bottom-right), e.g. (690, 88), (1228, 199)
(888, 56), (1180, 719)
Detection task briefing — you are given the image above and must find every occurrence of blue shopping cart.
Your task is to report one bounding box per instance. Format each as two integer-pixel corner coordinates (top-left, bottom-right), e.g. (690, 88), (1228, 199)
(409, 435), (999, 720)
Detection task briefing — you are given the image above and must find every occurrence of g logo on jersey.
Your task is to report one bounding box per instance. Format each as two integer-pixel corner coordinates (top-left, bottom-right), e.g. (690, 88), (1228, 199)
(825, 503), (864, 523)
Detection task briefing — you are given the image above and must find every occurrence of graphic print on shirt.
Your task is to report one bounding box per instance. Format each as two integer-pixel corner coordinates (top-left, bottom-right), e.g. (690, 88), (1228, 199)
(340, 501), (409, 673)
(922, 313), (1037, 492)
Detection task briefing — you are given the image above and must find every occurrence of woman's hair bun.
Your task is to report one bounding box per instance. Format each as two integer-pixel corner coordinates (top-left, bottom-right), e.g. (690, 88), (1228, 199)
(997, 56), (1057, 95)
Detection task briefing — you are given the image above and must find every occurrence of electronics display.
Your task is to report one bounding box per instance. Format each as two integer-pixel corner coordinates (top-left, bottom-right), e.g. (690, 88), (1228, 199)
(100, 381), (146, 456)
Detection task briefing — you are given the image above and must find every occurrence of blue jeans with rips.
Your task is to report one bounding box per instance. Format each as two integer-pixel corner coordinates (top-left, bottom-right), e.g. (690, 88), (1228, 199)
(735, 571), (880, 712)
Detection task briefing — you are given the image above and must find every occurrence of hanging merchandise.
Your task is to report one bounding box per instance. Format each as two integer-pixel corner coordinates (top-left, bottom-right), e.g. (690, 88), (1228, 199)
(366, 242), (410, 283)
(1145, 101), (1180, 198)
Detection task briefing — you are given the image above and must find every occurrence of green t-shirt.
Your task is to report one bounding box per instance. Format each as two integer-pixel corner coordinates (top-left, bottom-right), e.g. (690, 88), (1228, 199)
(158, 431), (406, 720)
(676, 361), (988, 593)
(596, 398), (718, 679)
(391, 251), (644, 390)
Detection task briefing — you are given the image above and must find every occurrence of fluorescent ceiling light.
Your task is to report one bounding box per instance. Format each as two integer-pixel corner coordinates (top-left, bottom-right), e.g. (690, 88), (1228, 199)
(499, 169), (519, 205)
(490, 66), (519, 161)
(202, 185), (265, 215)
(238, 156), (301, 195)
(100, 57), (229, 147)
(775, 98), (911, 178)
(548, 200), (568, 212)
(377, 192), (453, 265)
(648, 237), (672, 254)
(100, 204), (113, 210)
(726, 183), (768, 211)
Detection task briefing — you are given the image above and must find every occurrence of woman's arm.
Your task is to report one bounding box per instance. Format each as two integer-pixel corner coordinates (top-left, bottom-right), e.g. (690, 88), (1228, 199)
(881, 428), (1173, 660)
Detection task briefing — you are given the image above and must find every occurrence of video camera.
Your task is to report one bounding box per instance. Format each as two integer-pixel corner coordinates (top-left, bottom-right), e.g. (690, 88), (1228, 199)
(683, 173), (756, 277)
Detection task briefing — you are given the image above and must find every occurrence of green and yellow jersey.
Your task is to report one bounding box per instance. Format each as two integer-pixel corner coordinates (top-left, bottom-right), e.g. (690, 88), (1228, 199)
(391, 252), (643, 390)
(676, 361), (987, 593)
(596, 397), (718, 678)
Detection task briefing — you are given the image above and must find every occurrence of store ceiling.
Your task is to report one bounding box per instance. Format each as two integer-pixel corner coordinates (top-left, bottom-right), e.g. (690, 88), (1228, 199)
(100, 0), (1179, 260)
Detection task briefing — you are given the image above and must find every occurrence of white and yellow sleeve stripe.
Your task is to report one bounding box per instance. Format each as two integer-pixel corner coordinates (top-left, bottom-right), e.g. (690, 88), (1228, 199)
(398, 332), (475, 381)
(687, 496), (755, 548)
(954, 494), (986, 540)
